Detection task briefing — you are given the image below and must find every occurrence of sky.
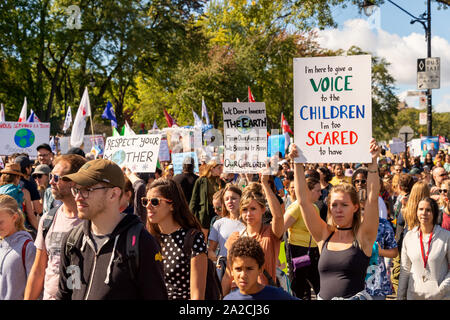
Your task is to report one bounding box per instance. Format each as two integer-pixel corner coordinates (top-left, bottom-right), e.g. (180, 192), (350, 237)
(315, 0), (450, 113)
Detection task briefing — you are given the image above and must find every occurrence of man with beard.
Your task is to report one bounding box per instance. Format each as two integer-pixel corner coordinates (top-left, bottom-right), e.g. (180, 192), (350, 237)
(24, 154), (87, 300)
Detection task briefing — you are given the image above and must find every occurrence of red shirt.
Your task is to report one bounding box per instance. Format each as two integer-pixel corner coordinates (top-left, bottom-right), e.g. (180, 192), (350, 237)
(442, 211), (450, 231)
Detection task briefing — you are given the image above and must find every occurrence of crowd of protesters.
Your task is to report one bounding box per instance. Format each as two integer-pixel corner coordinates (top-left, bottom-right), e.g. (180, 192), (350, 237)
(0, 138), (449, 300)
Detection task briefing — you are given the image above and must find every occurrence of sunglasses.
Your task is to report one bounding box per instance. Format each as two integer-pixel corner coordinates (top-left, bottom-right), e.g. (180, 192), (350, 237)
(141, 197), (172, 207)
(49, 173), (60, 183)
(439, 189), (448, 194)
(71, 186), (112, 199)
(34, 174), (46, 179)
(354, 179), (367, 185)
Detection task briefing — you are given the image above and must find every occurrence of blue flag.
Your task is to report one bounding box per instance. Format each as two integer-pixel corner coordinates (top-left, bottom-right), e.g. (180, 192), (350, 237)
(102, 101), (118, 128)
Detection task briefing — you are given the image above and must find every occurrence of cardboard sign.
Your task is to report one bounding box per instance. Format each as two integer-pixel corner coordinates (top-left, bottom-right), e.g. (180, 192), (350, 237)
(0, 122), (50, 157)
(172, 152), (199, 175)
(293, 55), (372, 163)
(103, 134), (162, 172)
(222, 102), (267, 173)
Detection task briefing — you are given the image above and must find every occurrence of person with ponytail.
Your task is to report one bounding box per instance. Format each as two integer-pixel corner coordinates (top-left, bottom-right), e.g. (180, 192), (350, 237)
(221, 171), (284, 296)
(0, 194), (37, 299)
(289, 138), (381, 300)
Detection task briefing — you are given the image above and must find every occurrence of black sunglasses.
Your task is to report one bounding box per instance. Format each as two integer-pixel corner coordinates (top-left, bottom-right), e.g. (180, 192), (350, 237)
(49, 173), (60, 183)
(439, 189), (448, 194)
(141, 197), (173, 207)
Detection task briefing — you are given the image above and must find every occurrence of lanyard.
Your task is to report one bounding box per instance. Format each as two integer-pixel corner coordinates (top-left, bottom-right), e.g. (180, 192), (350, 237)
(419, 230), (433, 269)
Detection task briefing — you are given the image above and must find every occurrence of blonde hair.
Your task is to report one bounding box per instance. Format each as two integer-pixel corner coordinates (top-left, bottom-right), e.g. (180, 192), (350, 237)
(0, 194), (27, 234)
(404, 181), (430, 230)
(327, 183), (361, 238)
(239, 183), (266, 223)
(200, 160), (220, 178)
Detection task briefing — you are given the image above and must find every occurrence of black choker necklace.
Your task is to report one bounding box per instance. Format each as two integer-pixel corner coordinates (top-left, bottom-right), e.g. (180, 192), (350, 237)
(337, 226), (353, 230)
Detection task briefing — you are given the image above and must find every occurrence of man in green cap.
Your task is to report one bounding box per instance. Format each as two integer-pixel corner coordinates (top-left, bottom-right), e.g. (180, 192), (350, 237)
(56, 159), (167, 300)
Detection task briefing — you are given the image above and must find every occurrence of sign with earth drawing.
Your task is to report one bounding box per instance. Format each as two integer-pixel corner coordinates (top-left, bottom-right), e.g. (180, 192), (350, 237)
(103, 134), (162, 173)
(222, 102), (267, 173)
(0, 122), (51, 157)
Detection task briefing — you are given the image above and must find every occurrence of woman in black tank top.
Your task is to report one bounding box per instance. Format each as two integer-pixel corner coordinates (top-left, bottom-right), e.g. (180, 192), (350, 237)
(289, 139), (381, 299)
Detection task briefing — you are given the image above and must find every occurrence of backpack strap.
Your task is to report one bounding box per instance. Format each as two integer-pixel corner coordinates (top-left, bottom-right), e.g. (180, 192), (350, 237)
(22, 239), (32, 273)
(126, 223), (144, 281)
(42, 203), (62, 240)
(64, 224), (85, 259)
(263, 269), (277, 287)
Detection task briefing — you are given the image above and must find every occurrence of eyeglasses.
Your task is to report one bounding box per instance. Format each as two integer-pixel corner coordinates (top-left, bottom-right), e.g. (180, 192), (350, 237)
(49, 173), (60, 183)
(34, 174), (45, 179)
(354, 179), (367, 185)
(38, 153), (52, 158)
(141, 197), (173, 207)
(71, 186), (112, 199)
(439, 173), (448, 177)
(439, 189), (448, 194)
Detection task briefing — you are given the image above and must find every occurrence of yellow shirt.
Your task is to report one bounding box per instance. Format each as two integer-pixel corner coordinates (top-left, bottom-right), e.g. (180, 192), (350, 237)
(286, 201), (319, 247)
(329, 175), (352, 186)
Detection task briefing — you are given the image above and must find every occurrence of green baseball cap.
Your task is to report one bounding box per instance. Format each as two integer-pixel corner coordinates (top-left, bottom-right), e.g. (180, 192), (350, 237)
(62, 159), (125, 189)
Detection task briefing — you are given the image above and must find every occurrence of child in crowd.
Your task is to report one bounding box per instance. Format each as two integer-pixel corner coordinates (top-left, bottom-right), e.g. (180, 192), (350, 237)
(223, 236), (298, 300)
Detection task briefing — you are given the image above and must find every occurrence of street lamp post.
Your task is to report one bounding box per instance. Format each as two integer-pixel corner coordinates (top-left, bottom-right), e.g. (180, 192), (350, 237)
(361, 0), (433, 136)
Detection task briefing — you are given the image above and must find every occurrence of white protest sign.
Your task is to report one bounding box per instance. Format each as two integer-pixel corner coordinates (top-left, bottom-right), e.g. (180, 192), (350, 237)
(103, 134), (162, 172)
(222, 102), (267, 173)
(0, 122), (50, 157)
(293, 55), (372, 163)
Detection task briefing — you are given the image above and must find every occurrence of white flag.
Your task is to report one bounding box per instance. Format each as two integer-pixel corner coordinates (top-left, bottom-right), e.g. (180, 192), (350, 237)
(18, 97), (27, 122)
(201, 97), (210, 125)
(192, 109), (203, 127)
(70, 87), (91, 147)
(123, 120), (136, 136)
(63, 107), (72, 133)
(0, 104), (5, 122)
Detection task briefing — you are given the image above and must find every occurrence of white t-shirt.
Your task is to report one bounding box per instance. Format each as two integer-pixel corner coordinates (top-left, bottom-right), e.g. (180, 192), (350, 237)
(378, 196), (388, 220)
(34, 206), (83, 300)
(208, 217), (245, 257)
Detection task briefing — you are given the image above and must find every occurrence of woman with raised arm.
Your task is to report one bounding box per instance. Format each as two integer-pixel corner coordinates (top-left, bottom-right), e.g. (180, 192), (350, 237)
(289, 138), (380, 300)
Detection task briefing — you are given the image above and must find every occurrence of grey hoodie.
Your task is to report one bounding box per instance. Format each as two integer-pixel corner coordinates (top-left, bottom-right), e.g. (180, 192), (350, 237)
(0, 230), (36, 300)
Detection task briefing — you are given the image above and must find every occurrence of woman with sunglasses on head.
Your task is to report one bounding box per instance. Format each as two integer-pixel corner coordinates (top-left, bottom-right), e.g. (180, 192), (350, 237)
(208, 185), (245, 282)
(221, 170), (284, 296)
(289, 138), (381, 300)
(398, 197), (450, 300)
(145, 178), (208, 300)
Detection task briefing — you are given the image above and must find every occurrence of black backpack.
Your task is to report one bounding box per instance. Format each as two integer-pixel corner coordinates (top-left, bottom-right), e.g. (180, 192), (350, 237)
(64, 222), (145, 281)
(42, 204), (62, 240)
(183, 228), (223, 300)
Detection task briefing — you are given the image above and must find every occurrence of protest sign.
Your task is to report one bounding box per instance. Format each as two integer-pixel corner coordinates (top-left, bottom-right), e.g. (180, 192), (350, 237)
(389, 141), (405, 154)
(222, 102), (267, 173)
(171, 152), (199, 175)
(293, 55), (372, 163)
(158, 138), (170, 162)
(58, 134), (104, 154)
(421, 136), (439, 156)
(0, 122), (50, 157)
(103, 134), (162, 172)
(268, 134), (286, 158)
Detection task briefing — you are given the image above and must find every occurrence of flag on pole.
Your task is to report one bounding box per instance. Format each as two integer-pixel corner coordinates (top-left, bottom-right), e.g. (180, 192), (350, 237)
(63, 107), (72, 133)
(121, 120), (136, 136)
(201, 97), (210, 125)
(152, 120), (158, 131)
(163, 109), (176, 127)
(27, 109), (41, 122)
(281, 113), (293, 135)
(248, 86), (255, 102)
(18, 97), (27, 122)
(49, 136), (57, 152)
(0, 104), (5, 122)
(193, 109), (203, 127)
(101, 101), (118, 128)
(112, 126), (120, 137)
(70, 87), (91, 148)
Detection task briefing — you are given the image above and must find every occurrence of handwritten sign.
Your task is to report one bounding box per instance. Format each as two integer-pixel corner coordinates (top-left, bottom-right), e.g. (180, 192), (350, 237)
(222, 102), (267, 173)
(0, 122), (51, 157)
(293, 55), (372, 163)
(103, 134), (162, 173)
